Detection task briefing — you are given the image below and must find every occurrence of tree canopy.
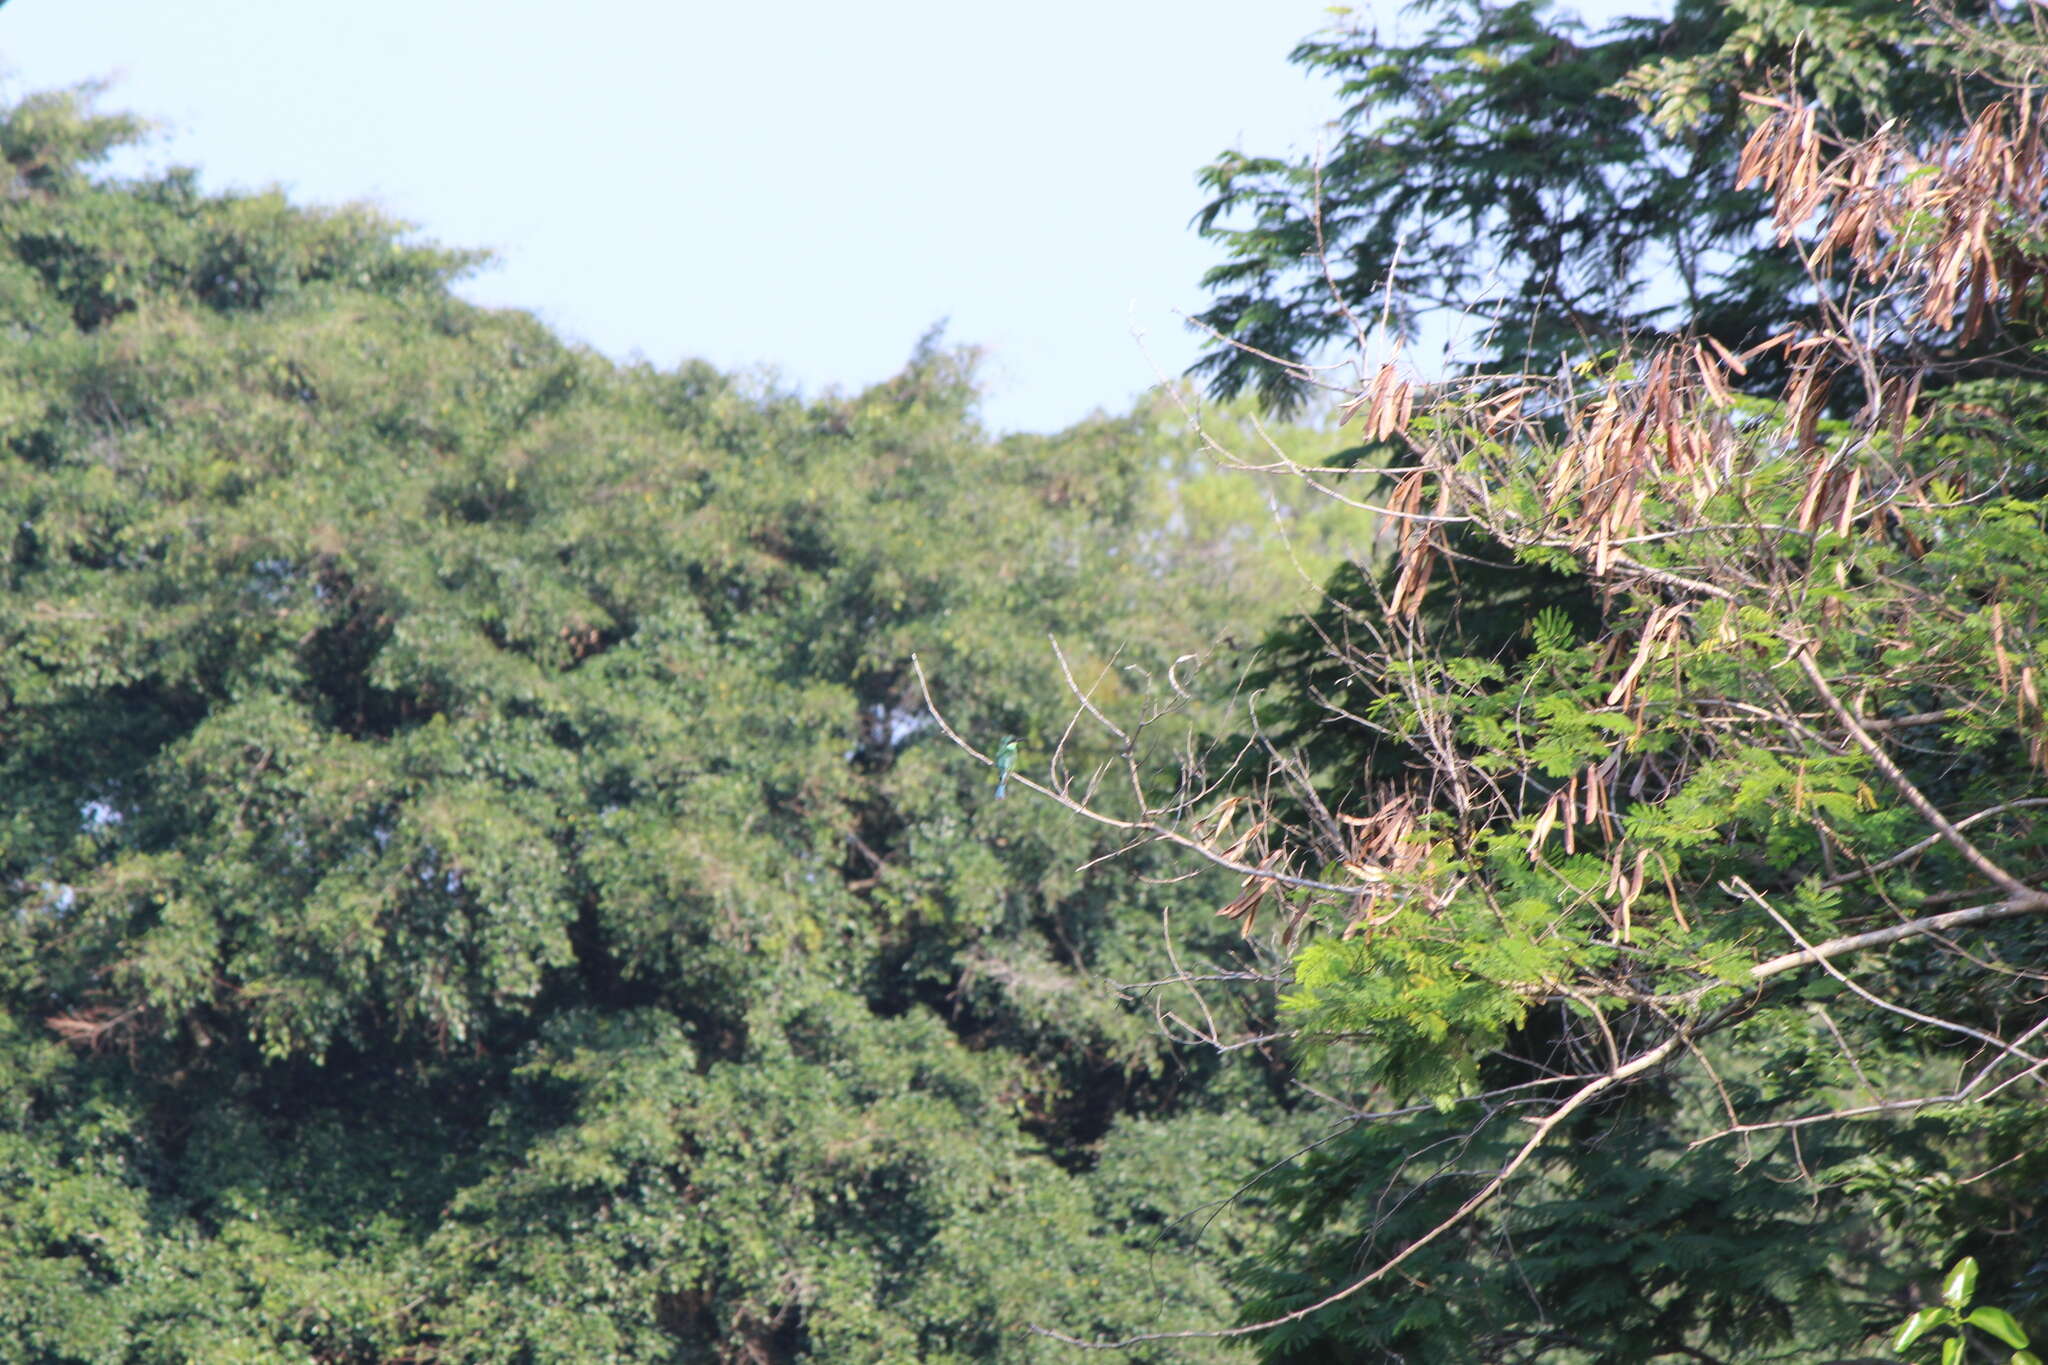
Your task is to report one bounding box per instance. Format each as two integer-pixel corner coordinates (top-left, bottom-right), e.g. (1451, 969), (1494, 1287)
(1189, 0), (2034, 410)
(8, 1), (2048, 1360)
(0, 83), (1349, 1364)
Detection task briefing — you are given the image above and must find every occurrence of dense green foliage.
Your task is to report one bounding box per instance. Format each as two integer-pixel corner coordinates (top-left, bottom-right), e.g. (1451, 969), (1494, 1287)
(1890, 1257), (2040, 1365)
(9, 1), (2048, 1360)
(0, 86), (1343, 1363)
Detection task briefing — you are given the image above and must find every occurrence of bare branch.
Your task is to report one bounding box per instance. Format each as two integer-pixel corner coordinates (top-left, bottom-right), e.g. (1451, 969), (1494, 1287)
(1732, 889), (2048, 990)
(911, 654), (1364, 898)
(1730, 877), (2047, 1070)
(1049, 635), (1129, 746)
(1822, 797), (2048, 889)
(1027, 1029), (1691, 1349)
(1792, 642), (2038, 899)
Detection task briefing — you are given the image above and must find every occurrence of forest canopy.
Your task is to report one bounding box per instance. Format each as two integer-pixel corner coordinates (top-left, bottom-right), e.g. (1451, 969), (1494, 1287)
(5, 1), (2048, 1362)
(0, 81), (1353, 1364)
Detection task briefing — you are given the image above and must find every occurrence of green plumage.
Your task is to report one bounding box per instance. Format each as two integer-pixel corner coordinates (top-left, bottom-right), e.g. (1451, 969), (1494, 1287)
(993, 736), (1018, 799)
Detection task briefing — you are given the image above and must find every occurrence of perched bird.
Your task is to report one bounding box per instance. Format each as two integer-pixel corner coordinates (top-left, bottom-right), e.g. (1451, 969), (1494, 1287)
(993, 736), (1018, 799)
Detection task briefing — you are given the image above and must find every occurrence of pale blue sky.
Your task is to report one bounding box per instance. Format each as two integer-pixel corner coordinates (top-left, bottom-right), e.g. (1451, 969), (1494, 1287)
(0, 2), (1639, 433)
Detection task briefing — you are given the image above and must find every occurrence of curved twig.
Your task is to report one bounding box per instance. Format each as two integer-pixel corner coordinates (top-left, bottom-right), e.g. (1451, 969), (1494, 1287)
(912, 654), (1366, 898)
(1027, 1030), (1691, 1349)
